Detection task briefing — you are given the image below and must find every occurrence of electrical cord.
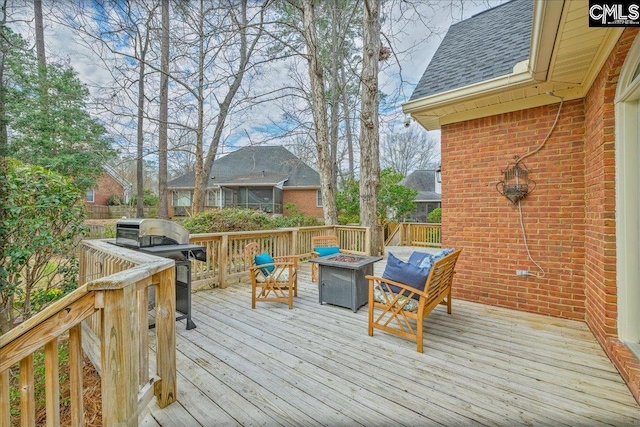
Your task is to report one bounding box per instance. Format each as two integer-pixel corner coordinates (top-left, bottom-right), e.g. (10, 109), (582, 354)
(517, 200), (545, 278)
(515, 92), (563, 278)
(517, 93), (564, 165)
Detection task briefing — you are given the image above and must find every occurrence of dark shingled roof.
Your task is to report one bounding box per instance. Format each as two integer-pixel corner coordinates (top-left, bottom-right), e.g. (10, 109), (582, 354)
(401, 170), (441, 202)
(168, 146), (320, 188)
(410, 0), (533, 101)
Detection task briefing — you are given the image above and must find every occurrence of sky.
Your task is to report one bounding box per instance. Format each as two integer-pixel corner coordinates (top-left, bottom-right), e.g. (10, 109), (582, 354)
(7, 0), (506, 176)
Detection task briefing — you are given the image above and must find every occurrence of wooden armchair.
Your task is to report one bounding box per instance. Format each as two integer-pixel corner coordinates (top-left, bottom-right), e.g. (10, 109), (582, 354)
(366, 250), (461, 352)
(245, 242), (298, 309)
(310, 235), (344, 283)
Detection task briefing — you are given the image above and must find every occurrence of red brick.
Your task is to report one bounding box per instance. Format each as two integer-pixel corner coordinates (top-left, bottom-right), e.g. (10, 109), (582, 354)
(440, 28), (640, 406)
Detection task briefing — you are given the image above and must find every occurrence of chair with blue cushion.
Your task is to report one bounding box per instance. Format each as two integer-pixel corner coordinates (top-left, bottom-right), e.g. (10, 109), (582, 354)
(310, 235), (347, 283)
(245, 242), (298, 309)
(366, 249), (461, 352)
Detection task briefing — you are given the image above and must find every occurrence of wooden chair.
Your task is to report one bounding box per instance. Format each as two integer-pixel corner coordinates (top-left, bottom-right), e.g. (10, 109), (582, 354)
(245, 242), (298, 309)
(366, 250), (461, 352)
(310, 235), (344, 283)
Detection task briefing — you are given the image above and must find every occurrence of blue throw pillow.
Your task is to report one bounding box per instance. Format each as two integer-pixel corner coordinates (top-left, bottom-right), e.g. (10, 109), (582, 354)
(314, 246), (341, 257)
(408, 251), (430, 266)
(417, 248), (456, 270)
(382, 253), (431, 300)
(254, 252), (275, 275)
(418, 256), (434, 272)
(432, 248), (455, 262)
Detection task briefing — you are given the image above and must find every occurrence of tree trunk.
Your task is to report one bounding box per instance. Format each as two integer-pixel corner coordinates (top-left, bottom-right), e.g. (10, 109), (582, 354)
(301, 0), (337, 225)
(341, 66), (354, 180)
(34, 0), (46, 70)
(192, 0), (205, 215)
(200, 0), (264, 213)
(33, 0), (50, 148)
(136, 39), (148, 218)
(329, 0), (340, 193)
(158, 0), (170, 219)
(359, 0), (381, 255)
(0, 0), (8, 154)
(0, 0), (8, 333)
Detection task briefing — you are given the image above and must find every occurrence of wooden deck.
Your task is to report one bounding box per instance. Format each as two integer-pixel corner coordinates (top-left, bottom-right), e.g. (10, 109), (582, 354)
(142, 248), (640, 426)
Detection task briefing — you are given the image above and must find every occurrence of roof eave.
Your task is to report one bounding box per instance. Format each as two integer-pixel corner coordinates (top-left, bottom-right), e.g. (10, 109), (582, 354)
(402, 69), (535, 130)
(528, 0), (565, 81)
(283, 186), (321, 190)
(402, 0), (623, 131)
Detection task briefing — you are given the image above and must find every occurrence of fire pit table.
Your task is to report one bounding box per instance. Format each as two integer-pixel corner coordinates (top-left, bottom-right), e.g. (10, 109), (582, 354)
(309, 253), (383, 312)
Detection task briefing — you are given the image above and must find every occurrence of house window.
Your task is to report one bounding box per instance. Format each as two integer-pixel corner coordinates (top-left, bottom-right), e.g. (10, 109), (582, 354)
(172, 191), (192, 207)
(317, 190), (323, 207)
(207, 189), (222, 207)
(86, 189), (95, 203)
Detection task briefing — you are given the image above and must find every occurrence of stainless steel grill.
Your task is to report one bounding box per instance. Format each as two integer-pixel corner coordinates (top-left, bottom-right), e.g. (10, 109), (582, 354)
(113, 218), (206, 330)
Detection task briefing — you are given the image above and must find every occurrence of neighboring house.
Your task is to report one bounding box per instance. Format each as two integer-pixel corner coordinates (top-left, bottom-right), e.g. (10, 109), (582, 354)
(400, 169), (441, 222)
(86, 165), (131, 206)
(168, 145), (323, 218)
(403, 0), (640, 403)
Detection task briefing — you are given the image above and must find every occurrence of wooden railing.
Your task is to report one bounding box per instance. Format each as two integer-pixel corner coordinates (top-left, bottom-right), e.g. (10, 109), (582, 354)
(395, 222), (442, 248)
(384, 222), (400, 246)
(189, 225), (370, 289)
(0, 240), (177, 426)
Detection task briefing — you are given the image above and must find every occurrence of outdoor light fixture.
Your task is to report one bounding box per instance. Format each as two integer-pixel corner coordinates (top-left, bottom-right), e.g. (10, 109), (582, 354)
(496, 156), (535, 205)
(435, 165), (442, 183)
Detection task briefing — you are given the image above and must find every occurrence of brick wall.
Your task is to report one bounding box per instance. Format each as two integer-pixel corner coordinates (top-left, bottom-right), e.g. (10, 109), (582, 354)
(283, 188), (323, 218)
(441, 99), (587, 320)
(583, 28), (640, 404)
(441, 28), (640, 405)
(88, 173), (125, 206)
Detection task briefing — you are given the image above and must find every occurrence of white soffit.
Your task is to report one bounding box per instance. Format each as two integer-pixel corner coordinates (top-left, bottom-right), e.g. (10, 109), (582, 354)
(404, 0), (624, 130)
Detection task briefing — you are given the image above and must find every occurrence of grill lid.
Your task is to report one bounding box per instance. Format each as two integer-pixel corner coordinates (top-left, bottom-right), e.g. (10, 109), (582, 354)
(115, 218), (190, 248)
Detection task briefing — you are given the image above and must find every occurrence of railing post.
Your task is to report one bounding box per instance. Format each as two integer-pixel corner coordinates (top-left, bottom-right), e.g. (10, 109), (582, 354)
(154, 267), (177, 408)
(101, 284), (138, 426)
(220, 234), (229, 288)
(69, 324), (84, 427)
(79, 242), (89, 286)
(290, 229), (298, 257)
(364, 227), (371, 256)
(1, 368), (9, 427)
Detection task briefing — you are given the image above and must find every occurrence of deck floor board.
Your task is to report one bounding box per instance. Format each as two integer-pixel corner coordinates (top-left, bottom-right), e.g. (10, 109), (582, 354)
(143, 249), (640, 426)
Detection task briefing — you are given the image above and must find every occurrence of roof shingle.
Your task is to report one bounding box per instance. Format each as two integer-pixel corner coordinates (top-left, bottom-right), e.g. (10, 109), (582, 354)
(410, 0), (533, 101)
(168, 146), (320, 189)
(401, 170), (441, 202)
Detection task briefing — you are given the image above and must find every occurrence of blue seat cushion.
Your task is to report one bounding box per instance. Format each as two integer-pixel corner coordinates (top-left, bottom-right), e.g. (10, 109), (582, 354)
(254, 252), (275, 275)
(314, 246), (341, 257)
(382, 253), (431, 300)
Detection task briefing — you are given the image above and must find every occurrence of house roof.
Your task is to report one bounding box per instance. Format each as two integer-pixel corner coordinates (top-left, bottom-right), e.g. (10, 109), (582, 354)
(401, 170), (441, 202)
(403, 0), (623, 130)
(168, 146), (320, 189)
(410, 0), (533, 101)
(103, 164), (132, 191)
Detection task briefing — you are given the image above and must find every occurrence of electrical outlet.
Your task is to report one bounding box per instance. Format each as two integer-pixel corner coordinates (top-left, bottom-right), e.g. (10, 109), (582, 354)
(516, 270), (530, 277)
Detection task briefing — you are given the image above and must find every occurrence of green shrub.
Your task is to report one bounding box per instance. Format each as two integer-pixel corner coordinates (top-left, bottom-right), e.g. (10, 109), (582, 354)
(273, 203), (322, 228)
(129, 189), (159, 207)
(427, 207), (441, 223)
(182, 208), (277, 233)
(107, 194), (123, 206)
(1, 159), (86, 334)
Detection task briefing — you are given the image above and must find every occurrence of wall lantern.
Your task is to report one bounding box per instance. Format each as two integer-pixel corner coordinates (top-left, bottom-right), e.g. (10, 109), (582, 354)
(496, 156), (535, 205)
(435, 165), (442, 183)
